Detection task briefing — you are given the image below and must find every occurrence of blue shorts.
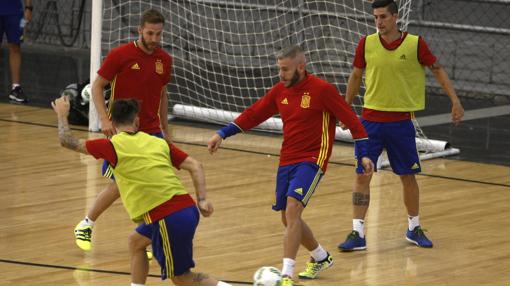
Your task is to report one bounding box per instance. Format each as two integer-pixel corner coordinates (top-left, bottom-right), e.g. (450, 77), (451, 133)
(102, 131), (164, 179)
(272, 162), (324, 211)
(136, 206), (199, 279)
(0, 13), (24, 44)
(356, 119), (421, 175)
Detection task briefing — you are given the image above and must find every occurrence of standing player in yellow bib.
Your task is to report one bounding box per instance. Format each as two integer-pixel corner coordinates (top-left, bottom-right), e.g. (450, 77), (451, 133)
(338, 0), (464, 251)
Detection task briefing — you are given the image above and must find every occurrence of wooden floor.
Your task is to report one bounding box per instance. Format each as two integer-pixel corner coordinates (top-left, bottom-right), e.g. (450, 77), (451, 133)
(1, 103), (510, 286)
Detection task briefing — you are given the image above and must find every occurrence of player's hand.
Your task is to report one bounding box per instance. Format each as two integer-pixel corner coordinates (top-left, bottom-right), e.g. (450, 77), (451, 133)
(360, 157), (374, 176)
(51, 96), (71, 117)
(197, 199), (214, 217)
(100, 118), (116, 137)
(451, 101), (464, 126)
(208, 133), (223, 154)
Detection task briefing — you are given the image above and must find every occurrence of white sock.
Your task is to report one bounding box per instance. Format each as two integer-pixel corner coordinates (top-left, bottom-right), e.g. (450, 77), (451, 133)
(281, 258), (295, 278)
(217, 282), (232, 286)
(80, 216), (95, 228)
(353, 219), (365, 238)
(408, 215), (420, 231)
(310, 244), (328, 262)
(131, 283), (144, 286)
(12, 84), (20, 90)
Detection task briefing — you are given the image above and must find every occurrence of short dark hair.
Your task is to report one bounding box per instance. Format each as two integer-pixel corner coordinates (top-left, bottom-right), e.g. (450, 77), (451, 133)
(111, 99), (139, 125)
(277, 45), (304, 60)
(140, 9), (165, 26)
(372, 0), (398, 14)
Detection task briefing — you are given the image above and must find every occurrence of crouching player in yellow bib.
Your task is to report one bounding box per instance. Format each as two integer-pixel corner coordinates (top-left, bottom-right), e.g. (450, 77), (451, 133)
(52, 96), (231, 286)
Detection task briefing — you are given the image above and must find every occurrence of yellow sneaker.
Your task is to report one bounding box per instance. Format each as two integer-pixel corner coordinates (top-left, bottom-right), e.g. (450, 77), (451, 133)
(281, 276), (294, 286)
(74, 223), (92, 251)
(298, 252), (334, 279)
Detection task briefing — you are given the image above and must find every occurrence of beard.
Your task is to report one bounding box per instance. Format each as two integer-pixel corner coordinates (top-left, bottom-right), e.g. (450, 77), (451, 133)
(284, 69), (301, 87)
(141, 36), (158, 51)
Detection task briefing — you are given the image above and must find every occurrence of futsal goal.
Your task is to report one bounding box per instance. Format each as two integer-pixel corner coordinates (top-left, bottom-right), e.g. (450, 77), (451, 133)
(89, 0), (459, 167)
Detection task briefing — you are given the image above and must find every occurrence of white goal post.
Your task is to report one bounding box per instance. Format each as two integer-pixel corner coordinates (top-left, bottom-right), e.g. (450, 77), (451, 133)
(89, 0), (459, 167)
(88, 0), (102, 132)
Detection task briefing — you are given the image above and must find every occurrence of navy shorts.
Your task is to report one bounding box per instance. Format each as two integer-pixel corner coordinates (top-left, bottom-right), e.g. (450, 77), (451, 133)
(272, 162), (324, 211)
(136, 206), (199, 279)
(0, 13), (24, 44)
(102, 131), (164, 179)
(356, 119), (421, 175)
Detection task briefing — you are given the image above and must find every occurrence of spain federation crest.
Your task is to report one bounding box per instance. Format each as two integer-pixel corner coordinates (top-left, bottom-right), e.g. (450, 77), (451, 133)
(155, 59), (164, 74)
(300, 92), (311, 108)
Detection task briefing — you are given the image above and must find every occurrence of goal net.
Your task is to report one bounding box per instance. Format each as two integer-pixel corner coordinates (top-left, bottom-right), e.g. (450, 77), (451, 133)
(94, 0), (458, 167)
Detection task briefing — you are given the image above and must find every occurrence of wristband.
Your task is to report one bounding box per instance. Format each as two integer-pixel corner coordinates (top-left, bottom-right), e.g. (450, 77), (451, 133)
(217, 122), (242, 139)
(354, 139), (369, 159)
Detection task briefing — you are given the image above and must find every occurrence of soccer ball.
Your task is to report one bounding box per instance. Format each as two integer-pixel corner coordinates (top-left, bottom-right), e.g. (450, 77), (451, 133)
(253, 266), (282, 286)
(80, 83), (91, 105)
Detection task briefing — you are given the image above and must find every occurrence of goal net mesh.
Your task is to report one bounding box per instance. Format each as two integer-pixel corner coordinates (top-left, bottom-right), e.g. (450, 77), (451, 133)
(100, 0), (455, 166)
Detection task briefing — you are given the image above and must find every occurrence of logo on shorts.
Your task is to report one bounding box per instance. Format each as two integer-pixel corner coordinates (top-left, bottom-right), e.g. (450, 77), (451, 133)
(411, 162), (420, 169)
(300, 92), (311, 108)
(155, 59), (164, 74)
(400, 54), (407, 61)
(281, 98), (288, 105)
(131, 63), (140, 70)
(294, 188), (303, 195)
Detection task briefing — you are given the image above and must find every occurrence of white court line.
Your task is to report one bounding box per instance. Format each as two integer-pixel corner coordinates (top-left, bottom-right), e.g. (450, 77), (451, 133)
(417, 105), (510, 127)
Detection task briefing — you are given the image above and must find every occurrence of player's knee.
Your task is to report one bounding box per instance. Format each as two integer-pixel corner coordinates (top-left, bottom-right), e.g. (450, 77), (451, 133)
(356, 173), (372, 186)
(171, 271), (210, 286)
(8, 44), (21, 53)
(107, 182), (121, 197)
(399, 174), (416, 182)
(284, 198), (303, 223)
(128, 232), (150, 253)
(170, 275), (185, 285)
(108, 181), (120, 191)
(399, 174), (418, 188)
(127, 233), (139, 252)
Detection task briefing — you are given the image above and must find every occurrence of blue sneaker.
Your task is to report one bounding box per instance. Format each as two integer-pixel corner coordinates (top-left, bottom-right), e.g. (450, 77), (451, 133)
(338, 231), (366, 251)
(406, 226), (433, 248)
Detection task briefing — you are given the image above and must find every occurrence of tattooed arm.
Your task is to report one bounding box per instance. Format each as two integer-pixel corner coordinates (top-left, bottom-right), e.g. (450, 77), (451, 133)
(52, 96), (89, 154)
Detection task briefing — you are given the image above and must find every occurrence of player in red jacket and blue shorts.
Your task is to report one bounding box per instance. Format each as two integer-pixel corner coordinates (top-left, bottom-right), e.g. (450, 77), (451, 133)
(208, 45), (374, 286)
(73, 9), (173, 254)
